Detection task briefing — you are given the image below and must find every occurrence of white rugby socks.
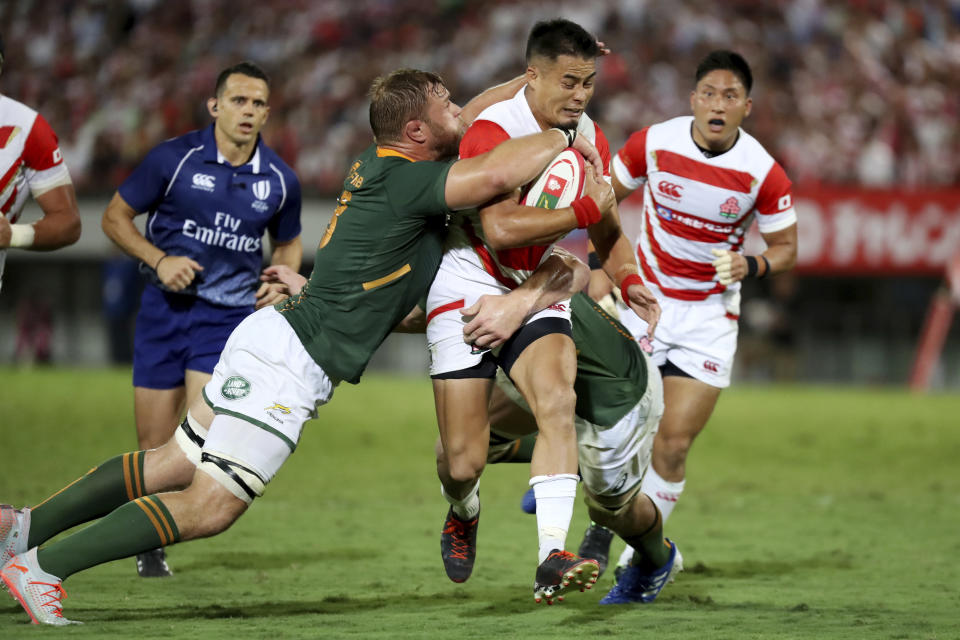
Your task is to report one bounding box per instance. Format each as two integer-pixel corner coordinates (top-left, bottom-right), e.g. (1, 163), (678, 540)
(641, 466), (685, 521)
(618, 466), (685, 567)
(531, 474), (578, 563)
(441, 481), (480, 520)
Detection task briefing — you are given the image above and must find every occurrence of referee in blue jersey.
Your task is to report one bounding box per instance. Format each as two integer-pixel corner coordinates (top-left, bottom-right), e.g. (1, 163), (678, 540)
(101, 61), (302, 577)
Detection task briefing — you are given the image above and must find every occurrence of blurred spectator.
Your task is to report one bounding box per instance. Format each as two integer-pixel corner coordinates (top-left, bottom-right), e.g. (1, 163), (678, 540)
(0, 0), (957, 194)
(15, 298), (53, 364)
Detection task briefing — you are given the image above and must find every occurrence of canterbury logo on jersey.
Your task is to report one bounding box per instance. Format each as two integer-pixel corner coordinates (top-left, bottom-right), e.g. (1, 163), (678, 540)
(658, 181), (683, 199)
(192, 173), (216, 191)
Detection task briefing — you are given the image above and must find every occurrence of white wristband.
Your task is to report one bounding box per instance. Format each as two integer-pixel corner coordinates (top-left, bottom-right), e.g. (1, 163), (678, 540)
(9, 223), (36, 248)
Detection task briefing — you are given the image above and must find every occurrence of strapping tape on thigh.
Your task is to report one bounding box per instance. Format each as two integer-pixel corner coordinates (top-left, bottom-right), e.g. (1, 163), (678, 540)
(198, 452), (266, 504)
(174, 412), (209, 466)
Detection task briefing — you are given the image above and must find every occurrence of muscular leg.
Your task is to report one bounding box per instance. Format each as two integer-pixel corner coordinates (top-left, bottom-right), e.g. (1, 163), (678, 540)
(25, 395), (214, 550)
(432, 377), (492, 506)
(586, 491), (670, 572)
(509, 333), (578, 478)
(134, 386), (185, 450)
(509, 333), (579, 560)
(36, 467), (246, 580)
(133, 370), (211, 450)
(651, 375), (721, 482)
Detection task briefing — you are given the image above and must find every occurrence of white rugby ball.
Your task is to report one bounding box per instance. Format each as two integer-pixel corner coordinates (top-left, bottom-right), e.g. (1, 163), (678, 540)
(521, 148), (585, 210)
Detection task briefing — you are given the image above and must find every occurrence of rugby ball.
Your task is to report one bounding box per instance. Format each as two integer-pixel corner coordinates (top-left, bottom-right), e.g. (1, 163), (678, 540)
(520, 148), (585, 210)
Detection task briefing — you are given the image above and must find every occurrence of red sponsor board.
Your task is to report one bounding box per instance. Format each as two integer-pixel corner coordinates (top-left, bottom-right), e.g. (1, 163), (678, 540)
(619, 188), (960, 275)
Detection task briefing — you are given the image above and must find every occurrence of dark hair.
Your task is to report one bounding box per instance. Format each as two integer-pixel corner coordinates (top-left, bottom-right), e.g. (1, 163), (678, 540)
(525, 18), (600, 63)
(0, 32), (5, 70)
(368, 68), (445, 144)
(215, 61), (271, 97)
(695, 50), (753, 94)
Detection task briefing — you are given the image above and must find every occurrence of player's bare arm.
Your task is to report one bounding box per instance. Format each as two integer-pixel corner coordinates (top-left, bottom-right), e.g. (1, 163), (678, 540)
(711, 223), (797, 284)
(259, 263), (307, 299)
(445, 128), (596, 211)
(460, 75), (527, 125)
(462, 248), (590, 350)
(101, 192), (204, 292)
(256, 235), (303, 309)
(586, 198), (661, 335)
(0, 183), (82, 250)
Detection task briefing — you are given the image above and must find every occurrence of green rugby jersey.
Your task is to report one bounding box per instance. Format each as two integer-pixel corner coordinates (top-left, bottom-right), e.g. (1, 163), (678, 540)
(279, 145), (452, 383)
(570, 292), (649, 427)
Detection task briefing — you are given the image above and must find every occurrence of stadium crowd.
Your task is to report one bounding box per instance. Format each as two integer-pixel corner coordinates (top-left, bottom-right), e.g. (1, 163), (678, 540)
(2, 0), (958, 193)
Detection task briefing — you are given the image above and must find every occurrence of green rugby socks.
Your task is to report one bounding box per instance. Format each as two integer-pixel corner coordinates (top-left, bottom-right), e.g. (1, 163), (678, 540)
(37, 495), (180, 580)
(28, 452), (147, 547)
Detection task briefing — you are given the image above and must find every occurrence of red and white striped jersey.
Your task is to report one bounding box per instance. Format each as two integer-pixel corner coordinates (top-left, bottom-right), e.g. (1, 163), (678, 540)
(442, 87), (611, 289)
(0, 94), (72, 282)
(612, 116), (795, 304)
(0, 95), (70, 222)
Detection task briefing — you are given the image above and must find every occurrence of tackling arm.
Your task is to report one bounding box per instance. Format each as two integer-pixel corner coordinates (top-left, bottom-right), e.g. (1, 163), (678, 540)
(461, 247), (589, 349)
(256, 236), (304, 309)
(459, 75), (526, 125)
(444, 130), (604, 211)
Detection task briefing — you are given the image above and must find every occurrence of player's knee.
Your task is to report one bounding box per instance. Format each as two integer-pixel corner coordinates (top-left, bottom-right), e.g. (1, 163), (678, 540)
(528, 383), (576, 425)
(443, 451), (485, 485)
(656, 431), (695, 462)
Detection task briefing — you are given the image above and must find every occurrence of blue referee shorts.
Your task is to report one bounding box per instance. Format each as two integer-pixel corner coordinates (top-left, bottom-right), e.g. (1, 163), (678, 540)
(133, 284), (253, 389)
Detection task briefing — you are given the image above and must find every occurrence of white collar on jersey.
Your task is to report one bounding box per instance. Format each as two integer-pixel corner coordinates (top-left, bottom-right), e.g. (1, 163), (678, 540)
(216, 145), (261, 173)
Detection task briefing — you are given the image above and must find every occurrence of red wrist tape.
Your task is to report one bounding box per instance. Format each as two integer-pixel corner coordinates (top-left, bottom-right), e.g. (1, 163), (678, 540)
(571, 196), (602, 228)
(619, 273), (644, 302)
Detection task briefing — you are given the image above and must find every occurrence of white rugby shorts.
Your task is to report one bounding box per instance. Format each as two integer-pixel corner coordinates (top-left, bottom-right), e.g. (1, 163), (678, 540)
(200, 306), (336, 484)
(495, 357), (663, 499)
(617, 291), (740, 388)
(426, 264), (571, 376)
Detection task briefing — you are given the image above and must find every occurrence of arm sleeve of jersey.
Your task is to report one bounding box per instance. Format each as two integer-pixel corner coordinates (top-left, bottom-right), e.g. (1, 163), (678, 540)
(23, 113), (71, 194)
(117, 145), (171, 213)
(267, 169), (302, 242)
(754, 162), (797, 233)
(612, 127), (649, 191)
(387, 160), (454, 217)
(458, 120), (510, 159)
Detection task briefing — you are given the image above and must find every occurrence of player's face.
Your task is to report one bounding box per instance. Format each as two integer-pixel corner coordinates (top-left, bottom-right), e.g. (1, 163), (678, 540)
(423, 84), (466, 160)
(526, 54), (596, 130)
(212, 73), (270, 146)
(689, 69), (752, 152)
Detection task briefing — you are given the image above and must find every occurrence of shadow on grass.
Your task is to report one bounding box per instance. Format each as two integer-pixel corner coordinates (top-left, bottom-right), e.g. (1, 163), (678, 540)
(63, 589), (518, 622)
(175, 548), (371, 572)
(680, 548), (854, 579)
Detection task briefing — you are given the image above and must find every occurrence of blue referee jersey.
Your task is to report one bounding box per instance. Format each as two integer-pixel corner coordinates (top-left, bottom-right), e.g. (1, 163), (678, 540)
(118, 124), (302, 307)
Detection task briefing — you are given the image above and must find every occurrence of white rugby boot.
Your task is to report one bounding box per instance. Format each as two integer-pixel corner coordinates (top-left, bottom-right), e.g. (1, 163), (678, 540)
(1, 547), (79, 625)
(0, 504), (30, 569)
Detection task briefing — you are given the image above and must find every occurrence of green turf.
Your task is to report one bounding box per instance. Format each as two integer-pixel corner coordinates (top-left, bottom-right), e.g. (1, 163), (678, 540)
(1, 368), (958, 638)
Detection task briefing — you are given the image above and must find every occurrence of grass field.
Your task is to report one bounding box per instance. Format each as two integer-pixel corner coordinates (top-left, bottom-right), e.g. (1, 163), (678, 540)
(1, 367), (958, 639)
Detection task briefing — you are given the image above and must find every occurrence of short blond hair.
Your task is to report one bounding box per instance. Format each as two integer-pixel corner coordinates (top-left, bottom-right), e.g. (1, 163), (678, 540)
(368, 69), (445, 144)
